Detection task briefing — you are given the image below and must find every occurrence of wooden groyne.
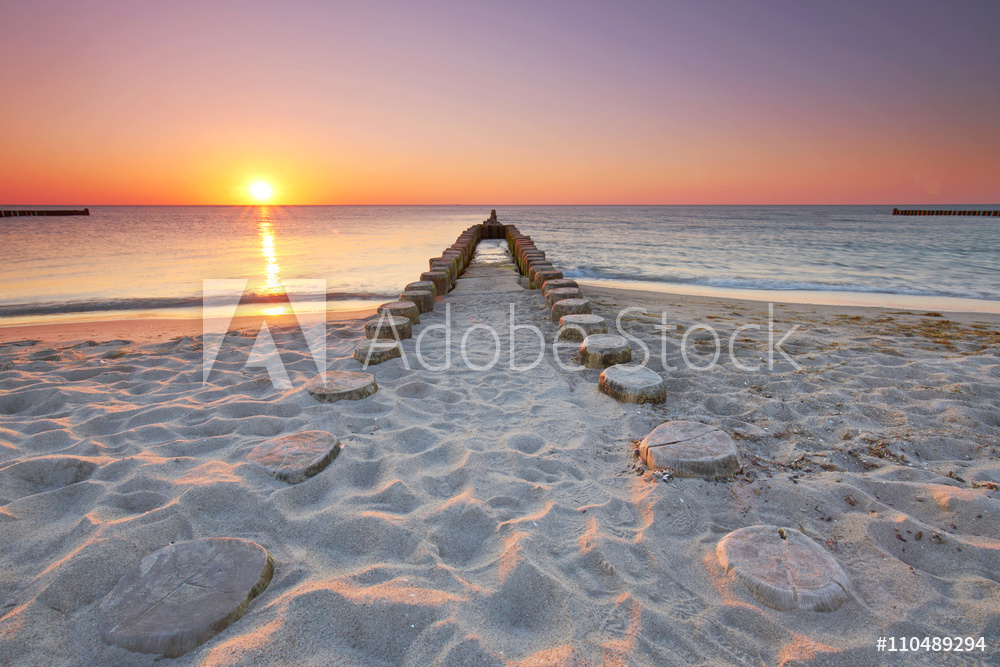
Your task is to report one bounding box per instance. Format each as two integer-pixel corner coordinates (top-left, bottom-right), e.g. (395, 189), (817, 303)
(355, 209), (591, 362)
(1, 208), (90, 217)
(355, 209), (671, 403)
(892, 208), (998, 216)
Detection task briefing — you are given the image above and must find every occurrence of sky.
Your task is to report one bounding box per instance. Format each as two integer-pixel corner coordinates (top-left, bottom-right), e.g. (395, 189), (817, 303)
(1, 0), (999, 205)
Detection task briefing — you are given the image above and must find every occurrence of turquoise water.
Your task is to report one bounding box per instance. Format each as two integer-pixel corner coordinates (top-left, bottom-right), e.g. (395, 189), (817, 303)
(1, 205), (998, 324)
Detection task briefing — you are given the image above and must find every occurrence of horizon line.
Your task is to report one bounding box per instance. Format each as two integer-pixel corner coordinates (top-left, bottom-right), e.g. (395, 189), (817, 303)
(4, 202), (1000, 208)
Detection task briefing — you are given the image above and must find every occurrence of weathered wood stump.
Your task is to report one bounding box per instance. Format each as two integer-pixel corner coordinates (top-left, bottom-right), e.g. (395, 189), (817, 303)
(305, 371), (378, 402)
(377, 300), (420, 325)
(353, 340), (402, 365)
(98, 538), (274, 657)
(365, 315), (412, 340)
(526, 258), (552, 272)
(403, 280), (437, 298)
(404, 280), (437, 298)
(579, 333), (631, 368)
(527, 262), (555, 282)
(638, 421), (741, 478)
(550, 297), (591, 321)
(420, 271), (450, 296)
(598, 364), (666, 403)
(520, 250), (545, 267)
(716, 525), (851, 612)
(246, 431), (341, 483)
(533, 270), (565, 290)
(545, 287), (582, 308)
(557, 314), (607, 341)
(431, 259), (457, 283)
(541, 278), (579, 296)
(401, 289), (434, 314)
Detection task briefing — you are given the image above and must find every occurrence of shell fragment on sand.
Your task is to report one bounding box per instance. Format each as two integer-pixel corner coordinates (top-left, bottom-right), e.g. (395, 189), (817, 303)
(639, 421), (741, 479)
(246, 431), (341, 483)
(98, 538), (274, 657)
(544, 287), (582, 308)
(401, 289), (434, 314)
(365, 315), (412, 340)
(598, 364), (666, 404)
(353, 340), (402, 365)
(557, 314), (607, 341)
(305, 371), (378, 402)
(579, 333), (631, 369)
(550, 298), (592, 322)
(716, 525), (851, 612)
(377, 300), (420, 325)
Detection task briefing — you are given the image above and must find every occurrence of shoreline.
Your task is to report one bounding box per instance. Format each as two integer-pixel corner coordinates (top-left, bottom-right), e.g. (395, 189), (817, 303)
(576, 279), (1000, 314)
(3, 283), (998, 348)
(0, 307), (379, 346)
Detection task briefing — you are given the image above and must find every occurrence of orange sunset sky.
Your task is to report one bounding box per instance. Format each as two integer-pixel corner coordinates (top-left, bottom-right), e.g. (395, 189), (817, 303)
(2, 1), (999, 206)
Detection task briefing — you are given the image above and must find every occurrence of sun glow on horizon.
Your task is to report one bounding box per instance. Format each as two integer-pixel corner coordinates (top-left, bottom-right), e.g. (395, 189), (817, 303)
(250, 181), (274, 203)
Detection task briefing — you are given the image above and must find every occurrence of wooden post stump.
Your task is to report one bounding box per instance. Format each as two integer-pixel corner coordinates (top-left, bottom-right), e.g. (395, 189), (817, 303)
(365, 315), (412, 340)
(442, 250), (464, 270)
(401, 289), (434, 313)
(716, 526), (851, 612)
(246, 431), (341, 483)
(421, 271), (450, 296)
(541, 278), (579, 296)
(527, 262), (555, 283)
(545, 287), (582, 308)
(431, 260), (457, 284)
(354, 340), (402, 365)
(404, 280), (437, 298)
(550, 297), (590, 321)
(638, 421), (741, 478)
(557, 313), (607, 341)
(377, 300), (420, 325)
(598, 364), (666, 403)
(579, 333), (631, 368)
(533, 270), (564, 290)
(305, 371), (378, 402)
(98, 538), (273, 657)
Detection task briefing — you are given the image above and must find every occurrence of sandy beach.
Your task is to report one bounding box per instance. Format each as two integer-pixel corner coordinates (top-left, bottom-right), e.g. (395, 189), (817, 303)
(5, 0), (999, 660)
(2, 241), (1000, 666)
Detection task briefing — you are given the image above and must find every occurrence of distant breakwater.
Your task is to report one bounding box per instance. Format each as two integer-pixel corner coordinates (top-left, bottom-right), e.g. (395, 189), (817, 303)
(893, 208), (998, 216)
(1, 208), (90, 217)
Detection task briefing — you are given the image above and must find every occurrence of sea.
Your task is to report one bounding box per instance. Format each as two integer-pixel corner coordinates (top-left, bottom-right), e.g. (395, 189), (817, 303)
(2, 205), (999, 327)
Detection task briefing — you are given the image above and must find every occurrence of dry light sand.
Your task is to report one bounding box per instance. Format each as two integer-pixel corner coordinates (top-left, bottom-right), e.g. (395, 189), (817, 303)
(2, 245), (1000, 665)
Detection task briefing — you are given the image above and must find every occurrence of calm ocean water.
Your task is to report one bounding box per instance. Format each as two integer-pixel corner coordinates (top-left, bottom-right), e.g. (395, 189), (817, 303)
(1, 205), (998, 325)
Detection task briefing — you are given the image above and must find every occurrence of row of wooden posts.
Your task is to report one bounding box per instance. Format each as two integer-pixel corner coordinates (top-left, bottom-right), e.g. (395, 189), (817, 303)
(1, 208), (90, 217)
(892, 208), (998, 216)
(353, 213), (502, 361)
(354, 210), (589, 360)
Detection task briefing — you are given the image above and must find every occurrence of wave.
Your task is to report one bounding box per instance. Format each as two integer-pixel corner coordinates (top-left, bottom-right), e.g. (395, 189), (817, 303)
(0, 291), (397, 318)
(562, 268), (1000, 302)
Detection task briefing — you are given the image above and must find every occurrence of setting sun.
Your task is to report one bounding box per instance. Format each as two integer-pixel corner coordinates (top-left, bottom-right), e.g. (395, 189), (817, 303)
(250, 181), (273, 202)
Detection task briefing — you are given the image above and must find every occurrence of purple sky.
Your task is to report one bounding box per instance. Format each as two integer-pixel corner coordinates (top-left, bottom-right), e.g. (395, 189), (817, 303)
(2, 0), (998, 203)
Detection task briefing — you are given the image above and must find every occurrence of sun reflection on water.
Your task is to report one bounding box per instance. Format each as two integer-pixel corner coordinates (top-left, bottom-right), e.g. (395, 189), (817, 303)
(257, 207), (283, 296)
